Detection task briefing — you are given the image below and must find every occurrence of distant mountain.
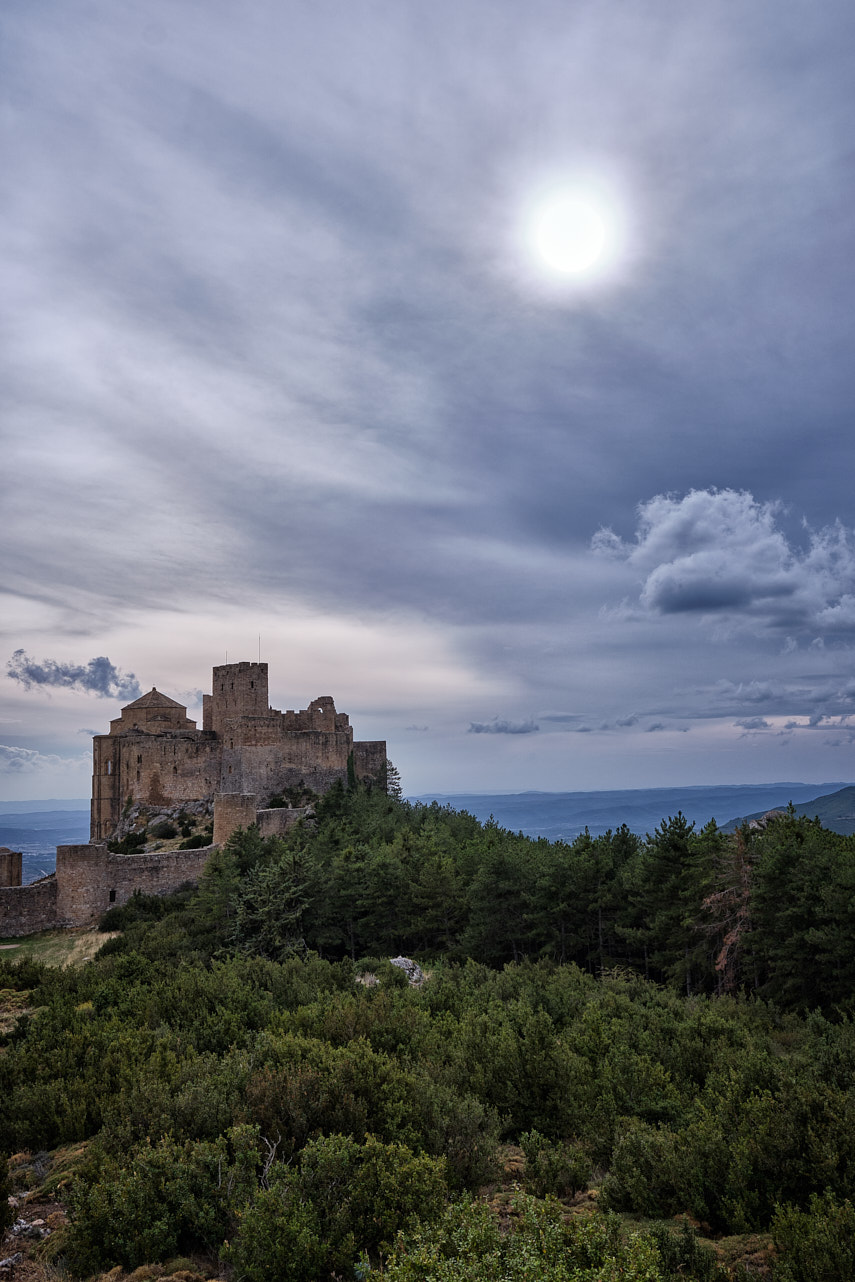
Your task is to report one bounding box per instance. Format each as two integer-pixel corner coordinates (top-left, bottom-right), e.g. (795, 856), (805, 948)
(721, 785), (855, 835)
(0, 798), (89, 814)
(409, 783), (854, 841)
(0, 807), (90, 884)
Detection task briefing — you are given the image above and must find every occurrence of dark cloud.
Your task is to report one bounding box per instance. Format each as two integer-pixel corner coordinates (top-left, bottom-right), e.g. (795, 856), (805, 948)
(7, 651), (141, 700)
(735, 717), (771, 731)
(468, 718), (539, 735)
(2, 3), (855, 790)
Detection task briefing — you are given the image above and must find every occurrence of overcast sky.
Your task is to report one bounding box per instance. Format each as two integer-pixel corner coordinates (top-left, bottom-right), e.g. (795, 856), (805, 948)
(3, 0), (855, 799)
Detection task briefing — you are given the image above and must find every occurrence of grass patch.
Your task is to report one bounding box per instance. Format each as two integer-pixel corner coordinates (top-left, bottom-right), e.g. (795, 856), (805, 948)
(0, 927), (119, 968)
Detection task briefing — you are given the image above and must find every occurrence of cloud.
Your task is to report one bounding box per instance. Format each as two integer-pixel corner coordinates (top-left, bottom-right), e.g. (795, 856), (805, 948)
(735, 716), (770, 730)
(7, 651), (141, 700)
(594, 490), (855, 637)
(468, 718), (540, 735)
(0, 744), (90, 775)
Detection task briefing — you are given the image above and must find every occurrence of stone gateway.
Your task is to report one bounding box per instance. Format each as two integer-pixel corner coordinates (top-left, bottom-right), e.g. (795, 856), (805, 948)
(0, 661), (386, 937)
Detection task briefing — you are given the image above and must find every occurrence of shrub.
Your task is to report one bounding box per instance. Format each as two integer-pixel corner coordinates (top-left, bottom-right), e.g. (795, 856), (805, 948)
(519, 1129), (591, 1199)
(599, 1118), (680, 1217)
(64, 1128), (259, 1274)
(179, 831), (213, 850)
(107, 830), (147, 854)
(772, 1191), (855, 1281)
(149, 820), (178, 840)
(225, 1133), (448, 1281)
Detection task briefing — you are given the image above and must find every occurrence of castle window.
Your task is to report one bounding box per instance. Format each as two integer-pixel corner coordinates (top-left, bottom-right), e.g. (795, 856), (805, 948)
(106, 761), (112, 775)
(250, 681), (254, 688)
(173, 765), (178, 775)
(228, 766), (232, 774)
(137, 754), (142, 764)
(109, 889), (116, 903)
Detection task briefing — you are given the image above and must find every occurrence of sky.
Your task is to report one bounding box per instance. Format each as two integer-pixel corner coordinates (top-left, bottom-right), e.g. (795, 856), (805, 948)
(3, 0), (855, 799)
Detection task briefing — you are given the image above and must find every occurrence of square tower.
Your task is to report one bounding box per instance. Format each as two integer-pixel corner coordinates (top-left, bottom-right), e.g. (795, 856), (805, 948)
(209, 662), (269, 736)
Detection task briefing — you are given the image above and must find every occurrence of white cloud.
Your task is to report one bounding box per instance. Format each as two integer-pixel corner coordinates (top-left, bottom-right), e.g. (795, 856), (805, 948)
(595, 489), (855, 637)
(0, 744), (90, 775)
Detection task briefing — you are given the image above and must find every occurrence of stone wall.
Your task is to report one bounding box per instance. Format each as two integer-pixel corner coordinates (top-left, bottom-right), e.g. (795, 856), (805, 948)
(55, 842), (214, 927)
(353, 740), (387, 783)
(213, 794), (258, 846)
(0, 847), (23, 888)
(256, 807), (311, 838)
(92, 733), (221, 840)
(0, 876), (58, 937)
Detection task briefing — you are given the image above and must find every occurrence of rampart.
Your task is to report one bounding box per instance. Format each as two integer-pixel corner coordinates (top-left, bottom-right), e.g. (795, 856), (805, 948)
(55, 843), (214, 927)
(0, 876), (58, 938)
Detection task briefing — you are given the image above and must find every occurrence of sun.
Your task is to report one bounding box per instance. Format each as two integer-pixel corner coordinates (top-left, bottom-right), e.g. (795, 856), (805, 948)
(523, 182), (625, 285)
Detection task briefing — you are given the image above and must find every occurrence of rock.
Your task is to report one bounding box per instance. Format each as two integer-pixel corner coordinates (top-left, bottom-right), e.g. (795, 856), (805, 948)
(389, 956), (424, 985)
(10, 1216), (48, 1239)
(0, 1254), (23, 1275)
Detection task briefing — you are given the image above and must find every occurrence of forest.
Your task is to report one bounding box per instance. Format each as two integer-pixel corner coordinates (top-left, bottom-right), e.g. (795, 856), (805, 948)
(2, 779), (855, 1281)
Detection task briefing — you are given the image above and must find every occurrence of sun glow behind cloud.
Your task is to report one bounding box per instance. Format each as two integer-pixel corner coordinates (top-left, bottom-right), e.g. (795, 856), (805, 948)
(517, 170), (631, 294)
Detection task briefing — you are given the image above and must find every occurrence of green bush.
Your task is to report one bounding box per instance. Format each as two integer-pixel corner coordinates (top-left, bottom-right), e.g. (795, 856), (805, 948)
(646, 1218), (727, 1282)
(599, 1118), (680, 1218)
(519, 1129), (591, 1198)
(225, 1133), (448, 1281)
(772, 1191), (855, 1281)
(64, 1127), (259, 1274)
(361, 1194), (663, 1281)
(149, 820), (178, 840)
(179, 831), (213, 849)
(107, 830), (147, 854)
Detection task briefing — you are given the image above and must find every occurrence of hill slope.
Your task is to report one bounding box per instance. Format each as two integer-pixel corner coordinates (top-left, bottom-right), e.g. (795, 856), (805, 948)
(722, 785), (855, 835)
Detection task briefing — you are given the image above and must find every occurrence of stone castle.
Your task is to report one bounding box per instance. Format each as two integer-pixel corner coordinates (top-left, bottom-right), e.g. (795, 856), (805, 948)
(0, 661), (386, 938)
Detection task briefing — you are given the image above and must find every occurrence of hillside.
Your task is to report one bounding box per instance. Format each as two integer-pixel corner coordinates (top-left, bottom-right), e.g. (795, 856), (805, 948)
(411, 781), (852, 839)
(4, 783), (855, 1279)
(721, 784), (855, 834)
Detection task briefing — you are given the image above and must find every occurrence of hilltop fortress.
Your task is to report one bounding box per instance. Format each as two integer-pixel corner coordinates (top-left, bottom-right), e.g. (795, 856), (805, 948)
(0, 661), (386, 937)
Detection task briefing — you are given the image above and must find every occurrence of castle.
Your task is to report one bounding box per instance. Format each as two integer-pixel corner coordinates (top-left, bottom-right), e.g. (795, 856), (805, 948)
(0, 661), (386, 938)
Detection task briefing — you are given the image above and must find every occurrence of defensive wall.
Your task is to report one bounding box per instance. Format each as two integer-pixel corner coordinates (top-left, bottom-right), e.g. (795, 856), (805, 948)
(0, 875), (58, 939)
(0, 792), (313, 937)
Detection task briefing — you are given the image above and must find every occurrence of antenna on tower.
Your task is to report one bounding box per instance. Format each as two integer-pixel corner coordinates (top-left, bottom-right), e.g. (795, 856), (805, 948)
(225, 650), (228, 664)
(258, 634), (261, 663)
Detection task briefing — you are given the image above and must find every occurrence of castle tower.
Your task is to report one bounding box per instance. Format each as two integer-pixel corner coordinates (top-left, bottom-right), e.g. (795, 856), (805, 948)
(208, 662), (269, 737)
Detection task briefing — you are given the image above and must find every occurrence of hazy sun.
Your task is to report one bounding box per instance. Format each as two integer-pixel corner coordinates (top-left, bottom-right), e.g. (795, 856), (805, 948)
(524, 182), (625, 285)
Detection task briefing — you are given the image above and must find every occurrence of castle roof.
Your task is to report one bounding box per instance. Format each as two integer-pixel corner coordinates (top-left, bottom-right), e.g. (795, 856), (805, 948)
(123, 687), (186, 711)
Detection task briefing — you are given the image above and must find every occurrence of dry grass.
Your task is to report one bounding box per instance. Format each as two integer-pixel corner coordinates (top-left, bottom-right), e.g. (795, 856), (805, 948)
(0, 928), (118, 969)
